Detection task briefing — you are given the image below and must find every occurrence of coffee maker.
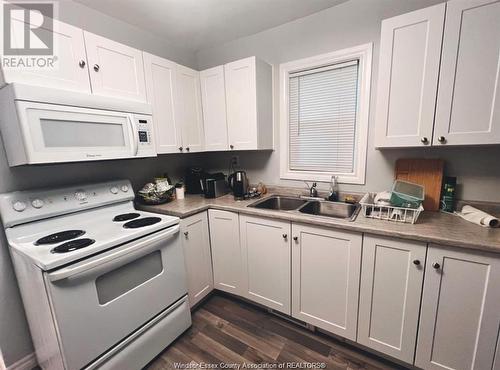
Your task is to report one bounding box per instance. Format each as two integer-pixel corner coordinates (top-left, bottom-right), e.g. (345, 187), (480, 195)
(228, 171), (249, 200)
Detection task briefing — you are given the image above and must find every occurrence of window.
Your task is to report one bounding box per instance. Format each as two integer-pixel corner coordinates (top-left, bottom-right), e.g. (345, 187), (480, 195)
(279, 44), (372, 184)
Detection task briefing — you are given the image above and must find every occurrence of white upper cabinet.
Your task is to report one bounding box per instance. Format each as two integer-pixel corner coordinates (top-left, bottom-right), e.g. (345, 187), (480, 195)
(181, 212), (213, 308)
(224, 56), (273, 150)
(416, 245), (500, 370)
(291, 223), (361, 341)
(434, 0), (500, 146)
(240, 215), (291, 314)
(358, 235), (426, 363)
(83, 31), (147, 102)
(200, 66), (229, 151)
(208, 210), (243, 295)
(143, 53), (182, 154)
(375, 3), (445, 148)
(175, 64), (204, 153)
(2, 18), (91, 93)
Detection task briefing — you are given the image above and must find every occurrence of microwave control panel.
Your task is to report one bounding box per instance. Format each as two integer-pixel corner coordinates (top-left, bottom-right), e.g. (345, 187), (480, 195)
(133, 115), (153, 146)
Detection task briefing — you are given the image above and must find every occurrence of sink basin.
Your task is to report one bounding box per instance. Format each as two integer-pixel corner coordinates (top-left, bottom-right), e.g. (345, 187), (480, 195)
(249, 196), (308, 211)
(299, 200), (359, 220)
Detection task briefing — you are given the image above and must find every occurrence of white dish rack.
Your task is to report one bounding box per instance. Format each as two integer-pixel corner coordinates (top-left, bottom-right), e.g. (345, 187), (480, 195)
(359, 193), (424, 224)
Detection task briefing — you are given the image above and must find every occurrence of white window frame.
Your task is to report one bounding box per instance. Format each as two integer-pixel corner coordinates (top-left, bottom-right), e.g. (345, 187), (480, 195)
(279, 43), (372, 185)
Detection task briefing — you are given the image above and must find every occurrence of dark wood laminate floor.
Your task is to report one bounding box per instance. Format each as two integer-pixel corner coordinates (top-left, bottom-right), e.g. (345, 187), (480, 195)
(146, 294), (406, 370)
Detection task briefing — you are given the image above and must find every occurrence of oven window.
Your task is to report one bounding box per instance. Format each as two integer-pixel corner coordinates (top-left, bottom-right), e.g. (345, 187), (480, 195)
(95, 251), (163, 305)
(41, 119), (126, 147)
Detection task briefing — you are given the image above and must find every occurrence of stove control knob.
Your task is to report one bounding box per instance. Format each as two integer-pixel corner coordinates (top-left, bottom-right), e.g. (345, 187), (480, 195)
(31, 199), (44, 209)
(13, 201), (27, 212)
(120, 185), (129, 193)
(110, 187), (119, 194)
(75, 191), (87, 201)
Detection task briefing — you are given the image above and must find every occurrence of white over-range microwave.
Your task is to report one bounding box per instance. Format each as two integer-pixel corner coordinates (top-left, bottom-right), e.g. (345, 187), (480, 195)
(0, 83), (156, 166)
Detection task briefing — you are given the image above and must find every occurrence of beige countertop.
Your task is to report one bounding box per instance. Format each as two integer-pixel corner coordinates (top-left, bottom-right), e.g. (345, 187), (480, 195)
(137, 193), (500, 255)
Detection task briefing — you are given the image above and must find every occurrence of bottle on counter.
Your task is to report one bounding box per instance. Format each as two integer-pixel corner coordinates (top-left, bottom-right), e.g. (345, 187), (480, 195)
(327, 175), (339, 202)
(440, 176), (456, 213)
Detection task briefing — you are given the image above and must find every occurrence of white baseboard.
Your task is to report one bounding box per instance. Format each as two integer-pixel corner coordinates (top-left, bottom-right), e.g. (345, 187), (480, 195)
(6, 353), (37, 370)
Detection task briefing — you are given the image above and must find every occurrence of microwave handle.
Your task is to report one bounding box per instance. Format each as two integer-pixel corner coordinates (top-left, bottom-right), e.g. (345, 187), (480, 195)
(128, 114), (139, 156)
(47, 225), (179, 283)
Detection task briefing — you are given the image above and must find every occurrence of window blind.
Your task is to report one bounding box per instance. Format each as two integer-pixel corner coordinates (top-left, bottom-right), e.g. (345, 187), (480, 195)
(289, 60), (359, 173)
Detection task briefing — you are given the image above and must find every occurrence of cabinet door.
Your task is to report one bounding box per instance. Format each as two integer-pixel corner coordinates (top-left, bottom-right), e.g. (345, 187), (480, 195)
(240, 215), (291, 314)
(374, 3), (445, 148)
(84, 31), (147, 102)
(291, 224), (361, 340)
(358, 235), (426, 363)
(225, 57), (258, 150)
(208, 210), (242, 295)
(143, 53), (182, 154)
(175, 64), (204, 153)
(181, 212), (213, 308)
(4, 17), (91, 93)
(416, 245), (500, 370)
(434, 0), (500, 146)
(200, 66), (229, 151)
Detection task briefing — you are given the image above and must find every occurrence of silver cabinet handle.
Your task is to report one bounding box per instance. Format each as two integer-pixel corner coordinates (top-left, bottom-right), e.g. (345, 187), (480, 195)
(421, 137), (429, 144)
(437, 136), (446, 143)
(93, 64), (100, 72)
(79, 60), (86, 68)
(432, 262), (441, 270)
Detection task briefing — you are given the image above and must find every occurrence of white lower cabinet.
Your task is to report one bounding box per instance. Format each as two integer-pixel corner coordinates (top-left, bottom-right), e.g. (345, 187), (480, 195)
(416, 245), (500, 370)
(291, 223), (361, 341)
(180, 212), (213, 307)
(357, 235), (426, 363)
(208, 210), (243, 295)
(240, 215), (291, 314)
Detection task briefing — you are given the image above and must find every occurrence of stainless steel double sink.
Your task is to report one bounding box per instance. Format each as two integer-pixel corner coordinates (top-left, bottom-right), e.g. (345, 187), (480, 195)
(248, 195), (360, 221)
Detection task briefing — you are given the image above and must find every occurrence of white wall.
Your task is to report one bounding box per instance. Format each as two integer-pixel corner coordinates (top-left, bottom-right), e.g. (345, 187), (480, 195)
(195, 0), (500, 202)
(0, 1), (199, 367)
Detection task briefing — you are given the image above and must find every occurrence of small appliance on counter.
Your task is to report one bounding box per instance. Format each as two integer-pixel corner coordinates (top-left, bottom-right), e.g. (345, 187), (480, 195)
(184, 167), (208, 194)
(228, 170), (249, 200)
(203, 173), (229, 199)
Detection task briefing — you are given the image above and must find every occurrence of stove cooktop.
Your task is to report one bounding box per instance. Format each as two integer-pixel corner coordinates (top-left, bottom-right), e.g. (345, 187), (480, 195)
(6, 202), (180, 270)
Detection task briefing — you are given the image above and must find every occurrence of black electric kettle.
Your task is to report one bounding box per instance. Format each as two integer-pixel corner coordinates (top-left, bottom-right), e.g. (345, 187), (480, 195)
(228, 171), (249, 200)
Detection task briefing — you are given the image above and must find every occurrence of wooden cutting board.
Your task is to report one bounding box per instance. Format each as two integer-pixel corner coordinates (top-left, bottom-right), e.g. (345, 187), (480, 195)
(395, 159), (444, 211)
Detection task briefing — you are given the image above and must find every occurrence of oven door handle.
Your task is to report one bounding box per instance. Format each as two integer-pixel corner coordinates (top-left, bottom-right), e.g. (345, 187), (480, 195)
(47, 225), (179, 283)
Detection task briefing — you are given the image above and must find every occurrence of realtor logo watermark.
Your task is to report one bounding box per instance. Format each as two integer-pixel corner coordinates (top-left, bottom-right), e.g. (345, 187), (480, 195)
(1, 1), (58, 69)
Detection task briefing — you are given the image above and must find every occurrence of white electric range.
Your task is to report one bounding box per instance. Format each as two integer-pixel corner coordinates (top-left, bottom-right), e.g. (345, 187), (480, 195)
(0, 180), (191, 370)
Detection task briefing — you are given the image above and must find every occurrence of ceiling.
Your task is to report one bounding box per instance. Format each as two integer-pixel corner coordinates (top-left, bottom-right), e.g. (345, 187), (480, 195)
(73, 0), (346, 52)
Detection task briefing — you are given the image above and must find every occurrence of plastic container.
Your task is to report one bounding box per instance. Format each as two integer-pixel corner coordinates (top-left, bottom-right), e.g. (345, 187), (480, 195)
(390, 180), (424, 209)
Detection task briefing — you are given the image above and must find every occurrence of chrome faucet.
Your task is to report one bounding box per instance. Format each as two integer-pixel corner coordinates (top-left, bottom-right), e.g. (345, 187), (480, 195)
(304, 181), (318, 198)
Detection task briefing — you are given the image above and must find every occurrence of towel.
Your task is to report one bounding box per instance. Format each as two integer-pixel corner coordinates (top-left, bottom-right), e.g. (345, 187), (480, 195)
(456, 205), (500, 228)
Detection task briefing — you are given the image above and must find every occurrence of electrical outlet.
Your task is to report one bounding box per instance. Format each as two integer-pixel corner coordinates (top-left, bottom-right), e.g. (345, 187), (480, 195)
(230, 155), (240, 167)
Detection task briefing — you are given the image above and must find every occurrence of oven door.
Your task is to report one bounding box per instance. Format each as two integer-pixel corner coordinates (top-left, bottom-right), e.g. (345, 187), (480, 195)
(45, 225), (187, 370)
(16, 101), (141, 164)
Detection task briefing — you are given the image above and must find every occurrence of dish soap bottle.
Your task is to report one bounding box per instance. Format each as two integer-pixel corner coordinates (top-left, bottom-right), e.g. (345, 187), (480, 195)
(327, 175), (339, 202)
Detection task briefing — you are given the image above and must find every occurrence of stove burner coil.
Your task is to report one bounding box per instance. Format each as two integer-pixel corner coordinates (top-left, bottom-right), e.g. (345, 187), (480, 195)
(35, 230), (86, 245)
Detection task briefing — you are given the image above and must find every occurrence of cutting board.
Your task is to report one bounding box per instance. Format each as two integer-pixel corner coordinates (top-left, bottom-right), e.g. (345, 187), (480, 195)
(395, 159), (444, 211)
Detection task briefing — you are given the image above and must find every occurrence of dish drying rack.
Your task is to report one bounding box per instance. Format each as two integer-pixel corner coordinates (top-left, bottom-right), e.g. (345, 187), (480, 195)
(359, 193), (424, 224)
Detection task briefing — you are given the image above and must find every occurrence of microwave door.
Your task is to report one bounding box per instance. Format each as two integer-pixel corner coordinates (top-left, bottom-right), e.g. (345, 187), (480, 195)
(16, 101), (137, 164)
